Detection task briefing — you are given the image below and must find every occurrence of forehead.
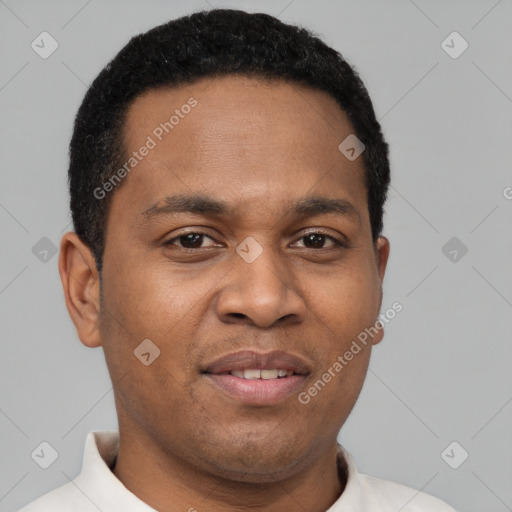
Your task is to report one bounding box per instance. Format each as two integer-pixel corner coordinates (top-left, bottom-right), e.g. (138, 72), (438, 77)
(114, 75), (368, 225)
(123, 75), (353, 152)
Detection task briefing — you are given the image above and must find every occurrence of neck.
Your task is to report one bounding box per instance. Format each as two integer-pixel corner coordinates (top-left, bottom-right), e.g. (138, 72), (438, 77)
(112, 425), (347, 512)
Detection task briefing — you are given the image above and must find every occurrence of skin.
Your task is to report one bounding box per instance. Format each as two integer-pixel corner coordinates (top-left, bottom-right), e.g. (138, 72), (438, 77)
(59, 75), (390, 512)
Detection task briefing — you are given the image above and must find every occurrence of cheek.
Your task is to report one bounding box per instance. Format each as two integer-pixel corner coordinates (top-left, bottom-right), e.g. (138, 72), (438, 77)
(102, 257), (202, 339)
(98, 266), (196, 420)
(300, 261), (379, 401)
(297, 346), (371, 436)
(112, 354), (198, 446)
(308, 263), (380, 340)
(99, 258), (216, 405)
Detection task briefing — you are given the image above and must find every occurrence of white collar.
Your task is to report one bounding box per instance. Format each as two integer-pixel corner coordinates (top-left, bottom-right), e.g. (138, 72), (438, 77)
(38, 431), (453, 512)
(74, 431), (156, 510)
(73, 430), (360, 511)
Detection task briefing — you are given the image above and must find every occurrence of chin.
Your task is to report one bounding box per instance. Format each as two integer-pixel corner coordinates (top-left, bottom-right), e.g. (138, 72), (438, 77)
(208, 457), (303, 484)
(199, 437), (306, 483)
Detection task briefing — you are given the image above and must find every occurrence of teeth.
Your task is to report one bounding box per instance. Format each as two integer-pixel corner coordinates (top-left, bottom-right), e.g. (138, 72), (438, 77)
(244, 369), (261, 379)
(229, 368), (295, 379)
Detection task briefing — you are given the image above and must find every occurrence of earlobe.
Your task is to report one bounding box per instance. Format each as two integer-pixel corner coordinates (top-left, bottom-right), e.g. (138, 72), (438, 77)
(371, 317), (385, 346)
(58, 232), (102, 348)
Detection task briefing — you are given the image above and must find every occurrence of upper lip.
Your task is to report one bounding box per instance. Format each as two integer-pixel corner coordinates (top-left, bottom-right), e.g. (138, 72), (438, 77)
(203, 350), (312, 375)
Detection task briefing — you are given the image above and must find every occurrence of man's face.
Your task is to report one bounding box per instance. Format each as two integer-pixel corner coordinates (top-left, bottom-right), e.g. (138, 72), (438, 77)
(97, 75), (389, 481)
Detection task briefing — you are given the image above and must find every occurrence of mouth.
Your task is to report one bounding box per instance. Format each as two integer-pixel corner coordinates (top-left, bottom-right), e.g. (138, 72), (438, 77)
(221, 368), (297, 379)
(201, 350), (311, 406)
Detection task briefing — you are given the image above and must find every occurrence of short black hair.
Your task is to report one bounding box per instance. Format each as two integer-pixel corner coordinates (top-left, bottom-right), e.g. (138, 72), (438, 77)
(69, 8), (390, 273)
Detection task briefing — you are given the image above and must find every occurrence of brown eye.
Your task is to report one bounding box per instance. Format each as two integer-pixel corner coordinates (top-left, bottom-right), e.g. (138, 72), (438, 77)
(165, 232), (218, 249)
(292, 231), (344, 249)
(303, 233), (328, 249)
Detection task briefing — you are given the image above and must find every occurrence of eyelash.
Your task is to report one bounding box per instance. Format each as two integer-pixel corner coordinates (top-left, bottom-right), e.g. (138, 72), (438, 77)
(163, 230), (346, 250)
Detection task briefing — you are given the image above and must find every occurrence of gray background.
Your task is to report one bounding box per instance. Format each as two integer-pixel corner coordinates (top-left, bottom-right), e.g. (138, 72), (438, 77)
(1, 0), (511, 511)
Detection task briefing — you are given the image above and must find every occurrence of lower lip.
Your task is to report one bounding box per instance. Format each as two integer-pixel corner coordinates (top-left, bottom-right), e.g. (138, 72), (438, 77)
(203, 374), (307, 406)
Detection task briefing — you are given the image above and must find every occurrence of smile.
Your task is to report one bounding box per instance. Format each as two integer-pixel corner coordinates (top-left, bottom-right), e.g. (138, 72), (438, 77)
(202, 350), (311, 406)
(226, 368), (295, 379)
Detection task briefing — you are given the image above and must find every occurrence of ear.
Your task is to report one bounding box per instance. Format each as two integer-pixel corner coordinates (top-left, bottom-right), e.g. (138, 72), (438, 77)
(58, 232), (102, 348)
(375, 235), (390, 284)
(372, 235), (390, 346)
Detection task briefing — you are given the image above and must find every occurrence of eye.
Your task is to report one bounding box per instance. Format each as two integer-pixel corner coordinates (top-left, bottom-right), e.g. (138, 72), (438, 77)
(291, 231), (345, 250)
(164, 232), (220, 249)
(163, 230), (346, 251)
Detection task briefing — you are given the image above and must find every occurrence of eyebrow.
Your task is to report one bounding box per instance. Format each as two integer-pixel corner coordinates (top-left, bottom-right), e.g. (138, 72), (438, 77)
(140, 194), (361, 225)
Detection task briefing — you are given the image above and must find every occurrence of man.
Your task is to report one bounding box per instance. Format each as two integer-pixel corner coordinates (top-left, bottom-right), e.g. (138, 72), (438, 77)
(20, 8), (457, 512)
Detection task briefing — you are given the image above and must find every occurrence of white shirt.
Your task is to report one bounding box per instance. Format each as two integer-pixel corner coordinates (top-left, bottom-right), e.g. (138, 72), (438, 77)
(19, 431), (457, 511)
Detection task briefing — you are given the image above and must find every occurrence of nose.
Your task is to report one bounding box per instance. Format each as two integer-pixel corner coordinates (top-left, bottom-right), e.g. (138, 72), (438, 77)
(215, 244), (306, 328)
